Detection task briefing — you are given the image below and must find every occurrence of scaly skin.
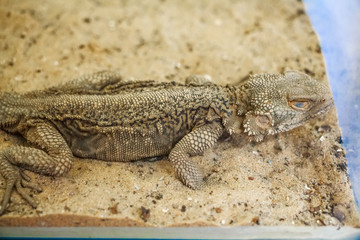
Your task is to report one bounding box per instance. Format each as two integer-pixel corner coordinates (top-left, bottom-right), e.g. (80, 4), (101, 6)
(0, 70), (333, 215)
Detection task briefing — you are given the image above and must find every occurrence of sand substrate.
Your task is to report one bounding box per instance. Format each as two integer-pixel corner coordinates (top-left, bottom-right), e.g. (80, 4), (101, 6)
(0, 0), (359, 227)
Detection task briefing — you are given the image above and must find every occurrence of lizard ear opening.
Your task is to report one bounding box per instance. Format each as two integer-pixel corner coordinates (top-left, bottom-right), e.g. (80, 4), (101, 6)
(255, 115), (271, 129)
(243, 112), (273, 142)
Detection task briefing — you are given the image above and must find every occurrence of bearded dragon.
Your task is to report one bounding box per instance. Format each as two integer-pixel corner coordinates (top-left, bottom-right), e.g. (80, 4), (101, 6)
(0, 70), (333, 214)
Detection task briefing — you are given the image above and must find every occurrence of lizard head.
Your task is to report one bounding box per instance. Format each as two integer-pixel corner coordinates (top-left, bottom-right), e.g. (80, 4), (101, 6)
(242, 70), (334, 142)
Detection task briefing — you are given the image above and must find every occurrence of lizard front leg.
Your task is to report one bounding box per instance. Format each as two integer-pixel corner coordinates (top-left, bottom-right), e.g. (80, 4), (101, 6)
(169, 121), (223, 189)
(0, 122), (73, 214)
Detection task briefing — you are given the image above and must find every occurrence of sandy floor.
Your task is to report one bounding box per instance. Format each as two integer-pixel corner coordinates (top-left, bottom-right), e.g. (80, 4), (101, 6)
(0, 0), (359, 227)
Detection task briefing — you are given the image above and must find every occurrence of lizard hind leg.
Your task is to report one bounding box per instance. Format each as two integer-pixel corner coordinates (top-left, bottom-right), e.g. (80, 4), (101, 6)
(0, 122), (74, 215)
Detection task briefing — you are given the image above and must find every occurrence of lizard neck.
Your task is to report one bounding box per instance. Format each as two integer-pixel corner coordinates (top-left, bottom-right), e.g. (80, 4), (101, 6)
(227, 85), (251, 117)
(220, 85), (251, 135)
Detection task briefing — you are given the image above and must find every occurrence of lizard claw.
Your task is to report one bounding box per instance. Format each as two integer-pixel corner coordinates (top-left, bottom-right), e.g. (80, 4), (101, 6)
(0, 168), (39, 215)
(21, 177), (42, 193)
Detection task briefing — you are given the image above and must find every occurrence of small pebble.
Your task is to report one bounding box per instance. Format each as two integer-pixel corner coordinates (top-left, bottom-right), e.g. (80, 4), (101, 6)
(251, 216), (259, 225)
(181, 205), (186, 212)
(329, 217), (341, 226)
(332, 206), (346, 222)
(150, 191), (163, 200)
(174, 62), (181, 69)
(140, 206), (150, 222)
(108, 20), (116, 28)
(108, 202), (119, 214)
(214, 18), (223, 26)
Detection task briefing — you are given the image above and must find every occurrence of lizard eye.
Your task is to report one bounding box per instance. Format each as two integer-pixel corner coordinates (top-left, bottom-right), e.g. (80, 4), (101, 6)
(289, 100), (310, 110)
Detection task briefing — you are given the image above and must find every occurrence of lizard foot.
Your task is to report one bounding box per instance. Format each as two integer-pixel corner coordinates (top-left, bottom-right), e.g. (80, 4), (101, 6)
(175, 159), (204, 190)
(0, 168), (41, 215)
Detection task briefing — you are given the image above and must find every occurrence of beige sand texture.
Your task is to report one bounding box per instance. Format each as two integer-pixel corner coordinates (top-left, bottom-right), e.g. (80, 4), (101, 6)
(0, 0), (359, 227)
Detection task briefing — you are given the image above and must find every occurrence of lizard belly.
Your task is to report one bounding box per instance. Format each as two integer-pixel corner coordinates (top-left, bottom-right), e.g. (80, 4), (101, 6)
(98, 129), (174, 161)
(54, 121), (176, 161)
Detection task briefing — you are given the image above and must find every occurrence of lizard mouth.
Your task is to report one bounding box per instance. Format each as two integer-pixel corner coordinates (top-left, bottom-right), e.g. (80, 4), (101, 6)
(309, 99), (334, 119)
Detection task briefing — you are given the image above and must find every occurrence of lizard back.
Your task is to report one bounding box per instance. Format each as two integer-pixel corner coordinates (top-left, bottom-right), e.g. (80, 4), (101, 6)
(2, 84), (235, 161)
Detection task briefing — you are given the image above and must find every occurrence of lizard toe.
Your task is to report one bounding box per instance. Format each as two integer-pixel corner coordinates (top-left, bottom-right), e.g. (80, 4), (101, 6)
(20, 170), (31, 182)
(0, 168), (39, 215)
(15, 180), (38, 208)
(21, 178), (42, 193)
(0, 176), (16, 215)
(20, 170), (42, 192)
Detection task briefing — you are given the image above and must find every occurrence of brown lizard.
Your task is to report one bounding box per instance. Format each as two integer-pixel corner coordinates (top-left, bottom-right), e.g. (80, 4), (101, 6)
(0, 70), (333, 214)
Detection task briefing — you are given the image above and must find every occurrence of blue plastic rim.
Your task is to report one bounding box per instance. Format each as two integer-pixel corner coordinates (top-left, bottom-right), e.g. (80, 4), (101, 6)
(304, 0), (360, 210)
